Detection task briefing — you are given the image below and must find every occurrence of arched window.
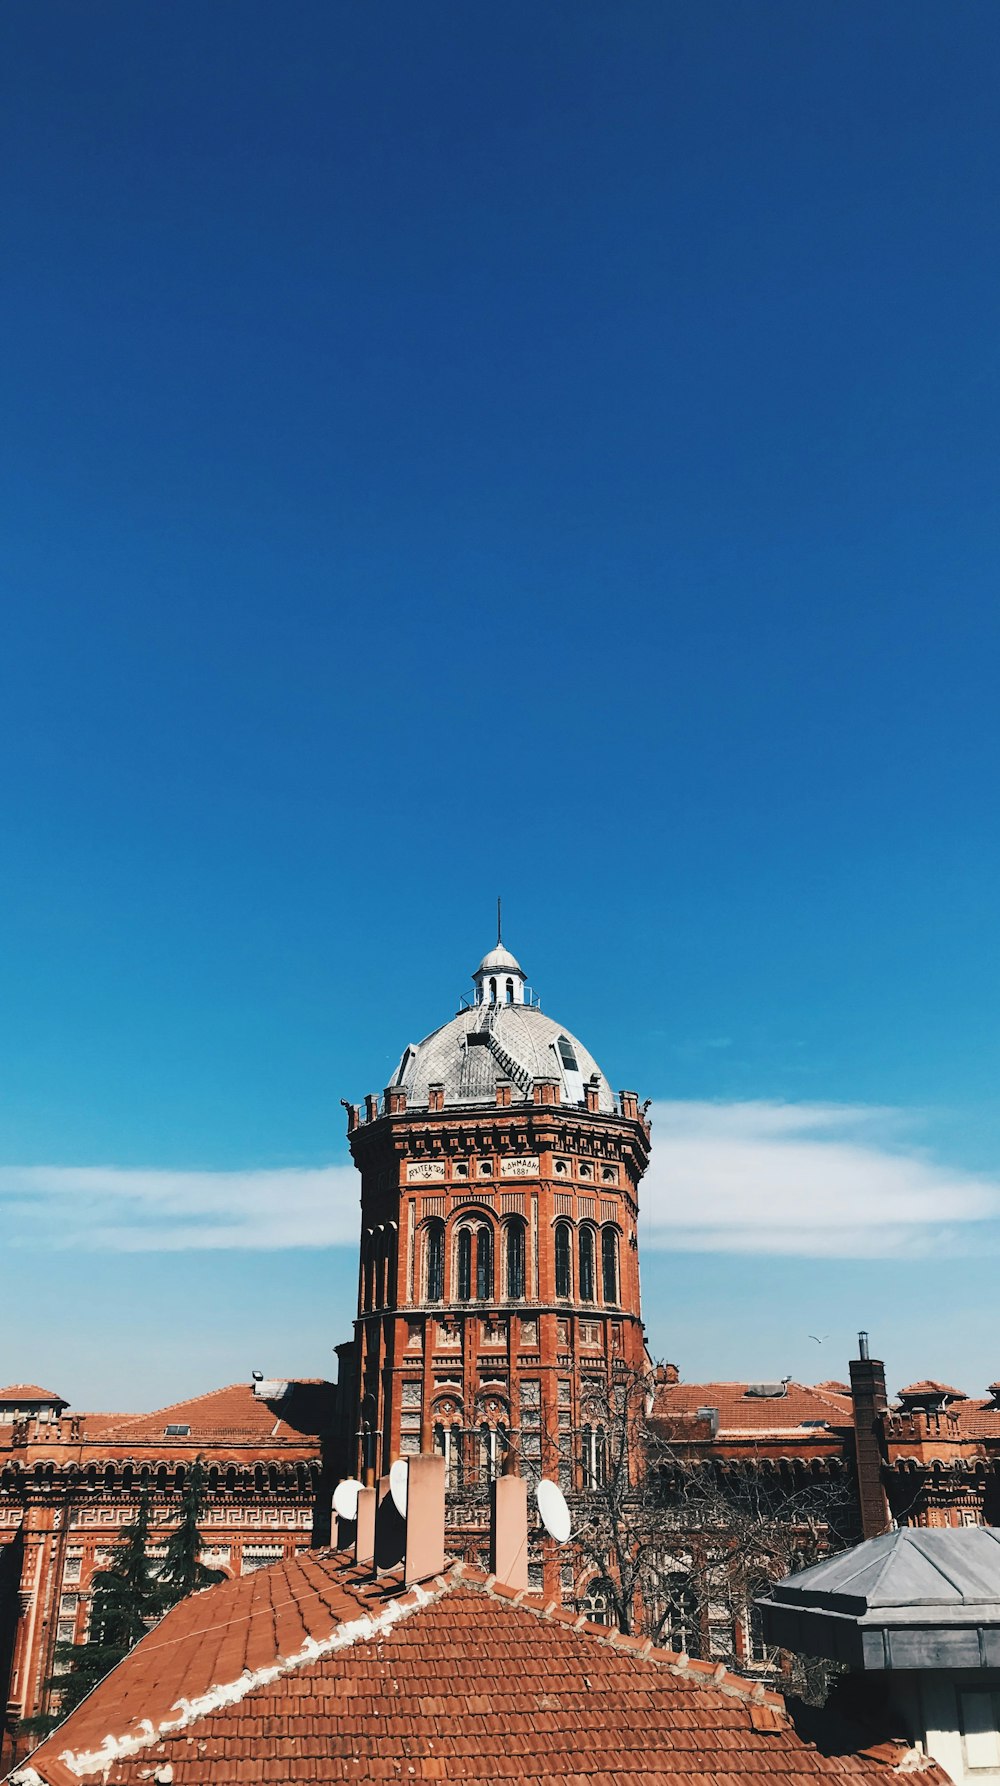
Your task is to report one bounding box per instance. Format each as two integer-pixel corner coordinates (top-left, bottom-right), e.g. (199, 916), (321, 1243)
(425, 1221), (445, 1302)
(556, 1036), (578, 1071)
(659, 1577), (702, 1657)
(580, 1575), (615, 1627)
(555, 1222), (572, 1298)
(457, 1227), (473, 1300)
(601, 1227), (619, 1304)
(377, 1228), (395, 1309)
(476, 1225), (493, 1300)
(489, 975), (497, 1002)
(579, 1226), (595, 1301)
(582, 1423), (607, 1490)
(362, 1234), (375, 1311)
(505, 976), (514, 1003)
(505, 1219), (525, 1298)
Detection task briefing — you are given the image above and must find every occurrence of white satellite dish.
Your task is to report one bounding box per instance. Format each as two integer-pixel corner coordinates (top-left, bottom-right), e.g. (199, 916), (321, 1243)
(389, 1458), (409, 1517)
(332, 1477), (363, 1522)
(534, 1477), (572, 1544)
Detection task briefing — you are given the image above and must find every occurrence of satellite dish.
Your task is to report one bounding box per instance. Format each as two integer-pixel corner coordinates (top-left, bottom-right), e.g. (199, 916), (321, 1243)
(332, 1477), (363, 1522)
(534, 1477), (572, 1544)
(389, 1458), (409, 1517)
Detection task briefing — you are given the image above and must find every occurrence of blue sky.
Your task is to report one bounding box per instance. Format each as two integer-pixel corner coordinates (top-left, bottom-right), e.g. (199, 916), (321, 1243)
(2, 3), (999, 1410)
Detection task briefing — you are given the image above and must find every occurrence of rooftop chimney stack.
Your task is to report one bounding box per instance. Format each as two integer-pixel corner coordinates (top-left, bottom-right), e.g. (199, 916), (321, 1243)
(849, 1331), (891, 1539)
(354, 1485), (377, 1566)
(403, 1454), (446, 1586)
(489, 1454), (529, 1591)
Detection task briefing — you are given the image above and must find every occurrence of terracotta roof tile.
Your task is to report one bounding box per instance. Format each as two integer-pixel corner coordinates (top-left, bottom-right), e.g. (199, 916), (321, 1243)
(83, 1381), (333, 1447)
(651, 1381), (853, 1436)
(897, 1381), (967, 1400)
(11, 1552), (948, 1786)
(0, 1385), (65, 1403)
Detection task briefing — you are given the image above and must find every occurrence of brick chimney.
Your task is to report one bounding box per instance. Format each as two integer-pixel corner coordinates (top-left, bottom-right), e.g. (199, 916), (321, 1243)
(489, 1467), (529, 1591)
(849, 1331), (891, 1539)
(403, 1454), (446, 1586)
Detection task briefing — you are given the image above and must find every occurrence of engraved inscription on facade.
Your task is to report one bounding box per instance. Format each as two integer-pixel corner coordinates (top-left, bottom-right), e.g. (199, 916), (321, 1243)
(407, 1160), (446, 1183)
(500, 1155), (539, 1178)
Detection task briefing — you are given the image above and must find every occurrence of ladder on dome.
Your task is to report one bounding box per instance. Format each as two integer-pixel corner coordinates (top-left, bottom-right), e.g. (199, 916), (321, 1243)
(468, 998), (534, 1098)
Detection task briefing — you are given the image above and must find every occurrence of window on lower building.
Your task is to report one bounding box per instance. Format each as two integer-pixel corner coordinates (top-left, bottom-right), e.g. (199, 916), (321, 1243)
(961, 1693), (1000, 1770)
(580, 1576), (615, 1627)
(241, 1546), (284, 1575)
(658, 1578), (702, 1658)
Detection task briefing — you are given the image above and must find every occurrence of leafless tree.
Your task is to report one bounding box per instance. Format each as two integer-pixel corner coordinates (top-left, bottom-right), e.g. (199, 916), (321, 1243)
(567, 1367), (856, 1692)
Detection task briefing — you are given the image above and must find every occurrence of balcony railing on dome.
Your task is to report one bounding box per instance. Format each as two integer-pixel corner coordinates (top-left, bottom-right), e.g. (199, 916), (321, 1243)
(459, 985), (540, 1011)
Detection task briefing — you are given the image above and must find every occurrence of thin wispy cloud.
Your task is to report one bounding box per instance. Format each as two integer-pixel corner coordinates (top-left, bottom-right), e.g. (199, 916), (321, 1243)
(1, 1103), (998, 1259)
(642, 1101), (1000, 1258)
(0, 1164), (361, 1252)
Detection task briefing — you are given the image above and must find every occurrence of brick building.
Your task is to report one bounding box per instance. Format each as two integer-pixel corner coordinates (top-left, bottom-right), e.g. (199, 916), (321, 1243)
(332, 932), (651, 1592)
(5, 929), (1000, 1758)
(5, 1489), (947, 1786)
(0, 1380), (334, 1769)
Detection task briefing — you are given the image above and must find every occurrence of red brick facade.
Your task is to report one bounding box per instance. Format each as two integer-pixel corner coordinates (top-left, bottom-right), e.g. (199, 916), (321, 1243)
(0, 1382), (333, 1770)
(342, 1077), (650, 1489)
(335, 940), (651, 1527)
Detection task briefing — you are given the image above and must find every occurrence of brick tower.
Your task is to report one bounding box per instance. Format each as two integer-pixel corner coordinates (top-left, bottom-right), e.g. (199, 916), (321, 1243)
(340, 930), (651, 1523)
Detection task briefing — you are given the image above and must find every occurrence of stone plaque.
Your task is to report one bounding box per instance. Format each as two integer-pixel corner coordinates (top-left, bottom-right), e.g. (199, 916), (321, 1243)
(407, 1160), (445, 1183)
(500, 1155), (539, 1178)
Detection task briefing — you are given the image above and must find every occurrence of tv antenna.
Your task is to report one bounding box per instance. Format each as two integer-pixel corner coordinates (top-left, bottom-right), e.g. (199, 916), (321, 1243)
(534, 1477), (572, 1544)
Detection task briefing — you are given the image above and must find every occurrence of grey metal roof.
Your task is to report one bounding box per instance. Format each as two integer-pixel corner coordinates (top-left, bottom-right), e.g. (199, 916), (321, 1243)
(759, 1528), (1000, 1671)
(390, 1004), (615, 1113)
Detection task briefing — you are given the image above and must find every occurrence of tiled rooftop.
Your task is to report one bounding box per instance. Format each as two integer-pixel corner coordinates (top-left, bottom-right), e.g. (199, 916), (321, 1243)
(652, 1380), (853, 1436)
(81, 1382), (333, 1447)
(897, 1381), (967, 1400)
(0, 1386), (65, 1403)
(11, 1550), (945, 1786)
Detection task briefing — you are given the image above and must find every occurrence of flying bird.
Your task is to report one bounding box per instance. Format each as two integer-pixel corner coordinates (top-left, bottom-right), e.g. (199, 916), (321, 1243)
(808, 1334), (829, 1344)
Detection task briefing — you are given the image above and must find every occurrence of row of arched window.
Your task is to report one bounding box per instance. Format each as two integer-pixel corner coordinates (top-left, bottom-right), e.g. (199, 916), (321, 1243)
(361, 1225), (397, 1311)
(0, 1460), (316, 1495)
(554, 1221), (619, 1304)
(424, 1217), (522, 1303)
(422, 1216), (620, 1305)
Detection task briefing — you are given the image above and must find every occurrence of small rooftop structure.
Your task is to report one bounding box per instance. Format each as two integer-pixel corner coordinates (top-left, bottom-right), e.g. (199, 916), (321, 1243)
(761, 1527), (1000, 1671)
(760, 1529), (1000, 1786)
(0, 1386), (68, 1421)
(897, 1382), (969, 1411)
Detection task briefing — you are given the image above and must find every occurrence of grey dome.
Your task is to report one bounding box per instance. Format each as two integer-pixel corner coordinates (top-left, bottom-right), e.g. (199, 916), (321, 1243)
(391, 1004), (614, 1112)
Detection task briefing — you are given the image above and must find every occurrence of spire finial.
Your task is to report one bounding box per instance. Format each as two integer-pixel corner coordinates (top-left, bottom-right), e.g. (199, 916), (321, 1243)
(497, 895), (502, 946)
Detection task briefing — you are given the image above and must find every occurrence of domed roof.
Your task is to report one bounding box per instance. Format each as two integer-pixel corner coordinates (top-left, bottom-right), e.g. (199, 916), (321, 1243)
(390, 1002), (614, 1113)
(475, 944), (524, 977)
